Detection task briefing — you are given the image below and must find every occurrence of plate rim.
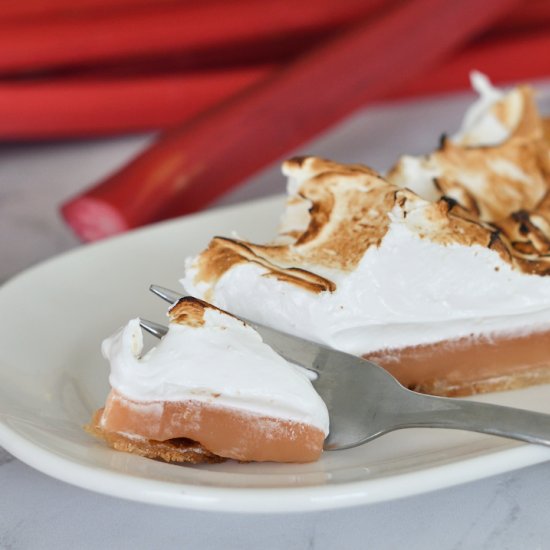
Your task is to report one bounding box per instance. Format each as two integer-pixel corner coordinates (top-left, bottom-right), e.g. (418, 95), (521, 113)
(2, 418), (550, 513)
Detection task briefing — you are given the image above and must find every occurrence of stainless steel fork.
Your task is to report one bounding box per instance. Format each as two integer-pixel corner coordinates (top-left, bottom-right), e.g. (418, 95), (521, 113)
(143, 284), (550, 451)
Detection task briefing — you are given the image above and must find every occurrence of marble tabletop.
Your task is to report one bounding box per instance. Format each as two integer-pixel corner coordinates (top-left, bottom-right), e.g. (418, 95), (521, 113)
(2, 83), (550, 549)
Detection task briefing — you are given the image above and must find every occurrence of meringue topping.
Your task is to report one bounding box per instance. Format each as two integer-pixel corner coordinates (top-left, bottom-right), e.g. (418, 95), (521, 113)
(182, 75), (550, 355)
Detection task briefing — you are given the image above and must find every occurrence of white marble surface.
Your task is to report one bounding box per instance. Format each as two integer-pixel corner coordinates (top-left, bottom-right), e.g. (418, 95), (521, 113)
(2, 83), (550, 549)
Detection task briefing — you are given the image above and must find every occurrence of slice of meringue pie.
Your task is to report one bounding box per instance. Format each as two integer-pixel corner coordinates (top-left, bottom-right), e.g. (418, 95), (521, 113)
(88, 298), (328, 463)
(183, 74), (550, 397)
(90, 74), (550, 465)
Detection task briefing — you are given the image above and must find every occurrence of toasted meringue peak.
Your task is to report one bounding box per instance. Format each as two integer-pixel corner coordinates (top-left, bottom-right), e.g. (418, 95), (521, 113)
(388, 75), (548, 222)
(186, 155), (534, 301)
(168, 296), (237, 328)
(387, 73), (550, 274)
(189, 158), (399, 297)
(453, 71), (539, 147)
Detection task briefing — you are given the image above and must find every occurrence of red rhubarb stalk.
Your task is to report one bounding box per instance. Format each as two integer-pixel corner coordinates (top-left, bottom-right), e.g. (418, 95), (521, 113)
(386, 29), (550, 99)
(5, 24), (550, 139)
(492, 0), (550, 33)
(0, 0), (184, 22)
(0, 0), (388, 74)
(0, 65), (272, 139)
(61, 0), (520, 242)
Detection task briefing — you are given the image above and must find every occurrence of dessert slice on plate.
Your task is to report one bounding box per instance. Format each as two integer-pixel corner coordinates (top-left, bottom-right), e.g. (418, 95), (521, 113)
(88, 297), (329, 463)
(90, 74), (550, 464)
(182, 74), (550, 397)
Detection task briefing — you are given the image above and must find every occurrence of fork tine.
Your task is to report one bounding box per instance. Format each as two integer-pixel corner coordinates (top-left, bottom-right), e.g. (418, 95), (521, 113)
(139, 318), (168, 338)
(149, 284), (183, 304)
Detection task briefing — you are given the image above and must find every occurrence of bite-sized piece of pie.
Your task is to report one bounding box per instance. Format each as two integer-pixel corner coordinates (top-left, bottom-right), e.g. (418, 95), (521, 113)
(88, 298), (329, 463)
(182, 75), (550, 397)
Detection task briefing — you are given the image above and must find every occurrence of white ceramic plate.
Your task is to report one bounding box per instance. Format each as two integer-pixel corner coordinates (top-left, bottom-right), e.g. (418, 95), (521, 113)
(1, 195), (550, 513)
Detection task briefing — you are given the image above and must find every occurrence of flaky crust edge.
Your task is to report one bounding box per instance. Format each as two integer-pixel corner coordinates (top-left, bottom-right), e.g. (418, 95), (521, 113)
(85, 409), (225, 464)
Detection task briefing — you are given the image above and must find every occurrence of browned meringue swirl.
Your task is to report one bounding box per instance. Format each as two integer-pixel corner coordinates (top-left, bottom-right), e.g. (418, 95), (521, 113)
(168, 296), (230, 327)
(190, 86), (550, 296)
(191, 157), (522, 295)
(388, 85), (550, 275)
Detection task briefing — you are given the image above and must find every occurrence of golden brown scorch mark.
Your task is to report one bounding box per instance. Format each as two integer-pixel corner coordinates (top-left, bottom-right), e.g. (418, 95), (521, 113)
(169, 296), (241, 328)
(195, 237), (336, 296)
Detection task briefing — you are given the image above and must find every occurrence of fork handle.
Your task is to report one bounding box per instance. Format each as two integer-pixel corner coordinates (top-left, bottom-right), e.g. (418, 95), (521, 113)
(397, 393), (550, 446)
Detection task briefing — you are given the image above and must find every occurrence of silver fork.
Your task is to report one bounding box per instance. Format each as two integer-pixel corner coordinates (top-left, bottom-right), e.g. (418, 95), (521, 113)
(142, 284), (550, 451)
